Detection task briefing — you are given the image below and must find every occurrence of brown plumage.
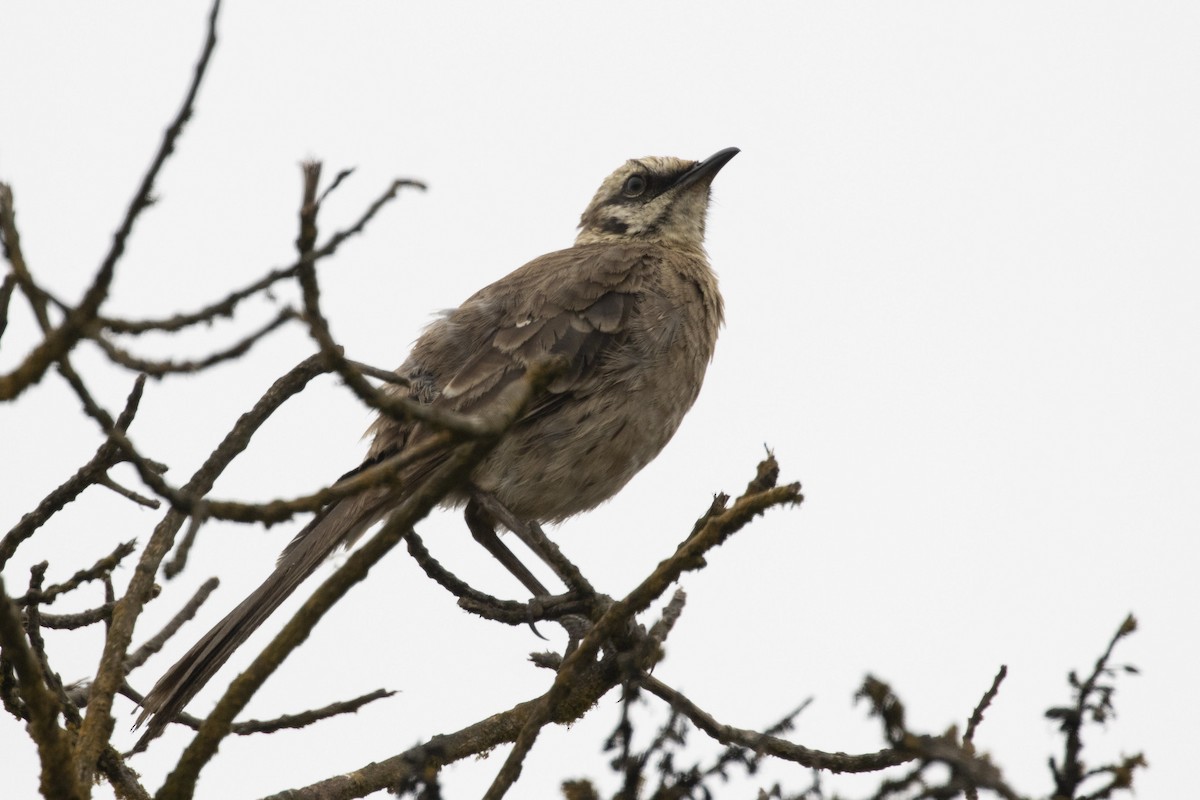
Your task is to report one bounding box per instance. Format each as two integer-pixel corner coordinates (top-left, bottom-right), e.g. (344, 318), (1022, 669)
(135, 148), (738, 743)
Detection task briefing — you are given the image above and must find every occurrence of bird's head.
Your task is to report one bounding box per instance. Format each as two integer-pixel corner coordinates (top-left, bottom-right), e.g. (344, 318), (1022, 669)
(575, 147), (739, 250)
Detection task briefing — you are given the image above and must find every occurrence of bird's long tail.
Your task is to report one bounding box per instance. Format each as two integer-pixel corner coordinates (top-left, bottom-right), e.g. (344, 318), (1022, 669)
(133, 491), (385, 746)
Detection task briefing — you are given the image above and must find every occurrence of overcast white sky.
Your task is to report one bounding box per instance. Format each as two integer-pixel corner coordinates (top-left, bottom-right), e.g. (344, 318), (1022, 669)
(2, 3), (1198, 798)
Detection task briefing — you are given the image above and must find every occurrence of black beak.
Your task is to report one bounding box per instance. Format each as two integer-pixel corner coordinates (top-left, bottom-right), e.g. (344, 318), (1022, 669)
(674, 147), (740, 191)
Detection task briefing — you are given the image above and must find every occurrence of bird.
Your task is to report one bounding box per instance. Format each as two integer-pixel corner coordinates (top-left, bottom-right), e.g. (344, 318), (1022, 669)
(134, 147), (739, 743)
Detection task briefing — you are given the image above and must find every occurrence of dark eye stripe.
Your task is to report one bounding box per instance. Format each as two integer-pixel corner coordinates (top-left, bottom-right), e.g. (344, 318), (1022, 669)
(606, 168), (692, 207)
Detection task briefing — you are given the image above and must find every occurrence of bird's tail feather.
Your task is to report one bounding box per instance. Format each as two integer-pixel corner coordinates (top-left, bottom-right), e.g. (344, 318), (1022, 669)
(133, 491), (386, 745)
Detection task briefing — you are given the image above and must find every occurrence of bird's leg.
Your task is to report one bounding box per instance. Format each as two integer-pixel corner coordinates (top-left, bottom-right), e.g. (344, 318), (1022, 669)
(464, 499), (551, 598)
(468, 488), (593, 596)
(465, 493), (594, 652)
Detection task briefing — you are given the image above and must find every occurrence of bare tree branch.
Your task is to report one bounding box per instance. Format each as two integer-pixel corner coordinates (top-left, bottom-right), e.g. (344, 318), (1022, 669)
(0, 272), (16, 342)
(156, 361), (560, 800)
(1, 374), (147, 569)
(1047, 614), (1142, 800)
(964, 664), (1009, 800)
(482, 456), (803, 800)
(15, 540), (138, 607)
(77, 351), (331, 782)
(642, 675), (908, 775)
(92, 307), (297, 377)
(0, 0), (222, 402)
(0, 576), (86, 800)
(36, 603), (115, 630)
(124, 578), (220, 673)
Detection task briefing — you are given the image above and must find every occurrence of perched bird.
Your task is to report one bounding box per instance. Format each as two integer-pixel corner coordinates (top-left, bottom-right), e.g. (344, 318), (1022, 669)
(135, 147), (738, 741)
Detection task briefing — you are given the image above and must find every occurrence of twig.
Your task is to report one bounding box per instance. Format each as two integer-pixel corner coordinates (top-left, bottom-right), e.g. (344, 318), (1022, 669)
(482, 456), (802, 800)
(98, 745), (152, 800)
(347, 358), (409, 386)
(646, 588), (687, 648)
(156, 363), (554, 800)
(92, 307), (296, 377)
(0, 374), (146, 569)
(857, 675), (1023, 800)
(317, 167), (356, 205)
(0, 182), (52, 332)
(257, 652), (623, 800)
(94, 262), (299, 335)
(643, 675), (907, 774)
(83, 167), (418, 338)
(124, 578), (219, 673)
(117, 682), (393, 736)
(15, 540), (138, 607)
(97, 475), (162, 510)
(0, 272), (16, 341)
(0, 576), (86, 799)
(965, 665), (1007, 748)
(36, 603), (115, 630)
(405, 526), (595, 625)
(75, 351), (332, 785)
(1048, 614), (1140, 799)
(183, 428), (454, 526)
(1076, 753), (1147, 800)
(163, 513), (205, 579)
(233, 688), (397, 734)
(23, 564), (69, 714)
(404, 528), (533, 618)
(0, 0), (222, 401)
(964, 664), (1008, 800)
(293, 167), (525, 443)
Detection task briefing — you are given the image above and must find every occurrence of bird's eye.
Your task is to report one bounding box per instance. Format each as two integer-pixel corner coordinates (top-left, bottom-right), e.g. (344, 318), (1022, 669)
(622, 174), (647, 197)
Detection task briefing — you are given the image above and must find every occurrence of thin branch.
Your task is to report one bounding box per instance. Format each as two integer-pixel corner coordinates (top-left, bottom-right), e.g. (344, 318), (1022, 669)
(257, 653), (623, 800)
(84, 167), (418, 338)
(646, 588), (687, 648)
(76, 351), (331, 786)
(250, 459), (800, 800)
(182, 427), (453, 525)
(94, 263), (299, 335)
(117, 682), (394, 736)
(22, 565), (65, 711)
(964, 664), (1007, 800)
(92, 307), (297, 377)
(0, 576), (86, 800)
(0, 0), (222, 401)
(1048, 614), (1140, 799)
(98, 475), (162, 510)
(124, 578), (220, 673)
(346, 358), (409, 387)
(642, 675), (908, 774)
(317, 167), (356, 205)
(405, 525), (599, 627)
(404, 527), (542, 621)
(98, 745), (152, 800)
(0, 271), (16, 342)
(36, 603), (115, 630)
(0, 182), (53, 332)
(292, 166), (523, 444)
(233, 688), (397, 735)
(1077, 753), (1147, 800)
(155, 362), (555, 800)
(482, 455), (803, 800)
(0, 374), (147, 569)
(857, 675), (1023, 800)
(15, 540), (138, 606)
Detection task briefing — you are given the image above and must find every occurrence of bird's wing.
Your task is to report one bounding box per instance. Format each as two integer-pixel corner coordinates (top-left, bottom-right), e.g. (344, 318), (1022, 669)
(435, 242), (655, 415)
